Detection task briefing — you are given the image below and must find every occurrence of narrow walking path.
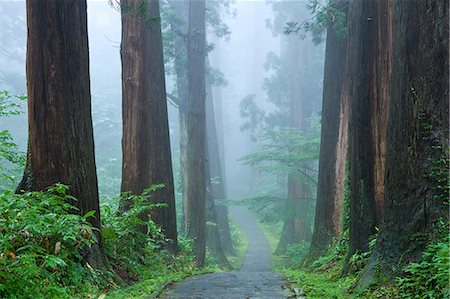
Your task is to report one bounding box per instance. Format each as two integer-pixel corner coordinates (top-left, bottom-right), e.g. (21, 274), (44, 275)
(161, 207), (291, 298)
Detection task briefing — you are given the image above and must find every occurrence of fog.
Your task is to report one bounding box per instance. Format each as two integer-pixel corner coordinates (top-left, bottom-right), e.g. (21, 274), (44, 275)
(1, 2), (447, 297)
(0, 0), (324, 222)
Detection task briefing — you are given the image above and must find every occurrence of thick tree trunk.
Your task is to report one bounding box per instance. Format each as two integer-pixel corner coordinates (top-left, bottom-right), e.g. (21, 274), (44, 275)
(120, 0), (178, 249)
(345, 0), (391, 264)
(186, 0), (206, 267)
(18, 0), (105, 268)
(335, 74), (349, 230)
(370, 0), (392, 221)
(360, 0), (449, 287)
(206, 78), (234, 254)
(307, 1), (349, 263)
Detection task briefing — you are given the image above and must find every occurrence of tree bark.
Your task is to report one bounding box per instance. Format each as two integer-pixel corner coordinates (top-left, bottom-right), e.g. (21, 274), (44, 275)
(18, 0), (105, 268)
(170, 0), (190, 234)
(120, 0), (178, 249)
(205, 88), (232, 268)
(186, 0), (206, 267)
(307, 0), (349, 263)
(345, 0), (391, 264)
(206, 75), (234, 254)
(360, 0), (448, 286)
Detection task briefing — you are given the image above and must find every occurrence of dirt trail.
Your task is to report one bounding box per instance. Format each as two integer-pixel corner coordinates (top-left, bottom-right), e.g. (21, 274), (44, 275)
(161, 207), (291, 298)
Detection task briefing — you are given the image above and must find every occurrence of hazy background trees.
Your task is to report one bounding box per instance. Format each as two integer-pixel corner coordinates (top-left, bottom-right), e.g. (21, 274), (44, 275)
(0, 0), (448, 297)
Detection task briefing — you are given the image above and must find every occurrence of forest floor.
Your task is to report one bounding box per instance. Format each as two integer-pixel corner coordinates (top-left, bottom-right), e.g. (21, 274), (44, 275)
(161, 207), (293, 298)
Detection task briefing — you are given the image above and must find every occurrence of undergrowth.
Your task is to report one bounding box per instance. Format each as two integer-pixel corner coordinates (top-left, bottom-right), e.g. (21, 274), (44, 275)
(0, 184), (205, 298)
(395, 233), (450, 298)
(256, 210), (450, 299)
(100, 186), (205, 299)
(0, 184), (109, 298)
(226, 215), (249, 270)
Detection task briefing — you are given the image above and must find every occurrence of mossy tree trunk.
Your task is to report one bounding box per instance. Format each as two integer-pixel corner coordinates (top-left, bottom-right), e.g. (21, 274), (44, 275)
(360, 0), (448, 286)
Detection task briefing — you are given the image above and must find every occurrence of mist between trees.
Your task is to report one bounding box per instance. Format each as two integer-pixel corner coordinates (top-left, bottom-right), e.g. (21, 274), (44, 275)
(0, 0), (448, 298)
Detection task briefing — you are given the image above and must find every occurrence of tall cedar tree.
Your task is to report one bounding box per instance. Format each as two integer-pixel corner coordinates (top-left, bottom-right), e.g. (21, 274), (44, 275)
(206, 70), (234, 254)
(170, 1), (233, 252)
(360, 0), (449, 285)
(170, 0), (190, 232)
(186, 0), (206, 266)
(208, 40), (234, 254)
(18, 0), (106, 267)
(205, 79), (232, 268)
(307, 0), (349, 262)
(345, 0), (391, 265)
(120, 0), (178, 249)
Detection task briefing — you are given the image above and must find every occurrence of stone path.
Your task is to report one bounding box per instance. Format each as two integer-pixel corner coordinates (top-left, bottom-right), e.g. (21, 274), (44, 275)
(161, 207), (291, 298)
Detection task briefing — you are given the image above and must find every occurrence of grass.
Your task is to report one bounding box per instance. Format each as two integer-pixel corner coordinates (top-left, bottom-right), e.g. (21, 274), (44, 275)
(283, 263), (356, 299)
(105, 266), (213, 299)
(227, 215), (250, 270)
(106, 214), (249, 298)
(252, 213), (359, 298)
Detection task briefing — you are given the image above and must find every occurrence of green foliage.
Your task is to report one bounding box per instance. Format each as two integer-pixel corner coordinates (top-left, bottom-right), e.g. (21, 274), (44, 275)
(395, 234), (450, 298)
(101, 185), (170, 276)
(110, 0), (161, 30)
(346, 229), (378, 274)
(0, 182), (203, 298)
(105, 236), (203, 299)
(257, 213), (356, 298)
(206, 65), (228, 88)
(226, 217), (249, 270)
(161, 0), (233, 83)
(0, 129), (25, 189)
(311, 230), (349, 270)
(427, 148), (450, 202)
(91, 98), (122, 197)
(0, 90), (25, 117)
(239, 94), (265, 138)
(286, 242), (310, 268)
(0, 184), (108, 298)
(205, 0), (235, 39)
(240, 121), (321, 186)
(284, 268), (355, 299)
(99, 185), (214, 298)
(0, 91), (26, 190)
(283, 0), (348, 44)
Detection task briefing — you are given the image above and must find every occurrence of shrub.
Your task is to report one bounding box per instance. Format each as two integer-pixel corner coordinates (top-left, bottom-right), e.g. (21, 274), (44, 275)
(101, 185), (169, 281)
(0, 184), (106, 298)
(286, 242), (310, 268)
(0, 90), (26, 190)
(396, 235), (450, 298)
